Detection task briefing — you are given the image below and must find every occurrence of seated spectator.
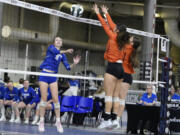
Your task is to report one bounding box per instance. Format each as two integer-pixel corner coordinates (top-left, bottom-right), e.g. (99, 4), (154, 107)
(16, 78), (24, 90)
(169, 85), (180, 100)
(177, 87), (180, 96)
(63, 78), (80, 96)
(4, 81), (20, 123)
(32, 87), (54, 125)
(0, 84), (6, 121)
(139, 84), (157, 106)
(93, 86), (105, 99)
(16, 80), (37, 124)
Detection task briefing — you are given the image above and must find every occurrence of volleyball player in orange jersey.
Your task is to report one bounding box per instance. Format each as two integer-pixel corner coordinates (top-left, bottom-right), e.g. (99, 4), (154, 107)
(113, 37), (140, 129)
(100, 5), (140, 129)
(93, 4), (137, 128)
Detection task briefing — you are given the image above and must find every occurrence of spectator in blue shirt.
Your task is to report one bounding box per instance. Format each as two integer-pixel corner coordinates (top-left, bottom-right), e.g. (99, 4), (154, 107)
(169, 85), (180, 100)
(139, 85), (157, 106)
(177, 87), (180, 97)
(63, 78), (80, 96)
(0, 85), (6, 121)
(4, 81), (20, 123)
(16, 80), (37, 124)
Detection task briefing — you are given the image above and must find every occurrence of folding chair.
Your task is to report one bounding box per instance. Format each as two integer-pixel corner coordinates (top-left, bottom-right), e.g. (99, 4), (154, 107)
(60, 96), (76, 127)
(74, 97), (93, 127)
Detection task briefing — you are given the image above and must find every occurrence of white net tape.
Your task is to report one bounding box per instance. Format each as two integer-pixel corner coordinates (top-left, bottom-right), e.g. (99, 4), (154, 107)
(0, 68), (162, 85)
(0, 0), (170, 40)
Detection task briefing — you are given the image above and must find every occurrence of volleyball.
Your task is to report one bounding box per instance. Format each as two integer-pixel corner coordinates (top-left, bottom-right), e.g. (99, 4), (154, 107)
(70, 4), (84, 17)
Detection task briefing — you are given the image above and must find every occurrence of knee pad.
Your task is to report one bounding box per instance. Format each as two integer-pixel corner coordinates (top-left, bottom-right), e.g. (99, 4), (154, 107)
(105, 96), (112, 102)
(39, 101), (47, 107)
(113, 97), (120, 102)
(119, 99), (125, 105)
(54, 102), (60, 109)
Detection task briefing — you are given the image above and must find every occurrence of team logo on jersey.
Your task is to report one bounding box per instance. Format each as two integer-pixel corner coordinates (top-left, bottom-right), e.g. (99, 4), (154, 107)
(23, 93), (30, 99)
(55, 54), (62, 61)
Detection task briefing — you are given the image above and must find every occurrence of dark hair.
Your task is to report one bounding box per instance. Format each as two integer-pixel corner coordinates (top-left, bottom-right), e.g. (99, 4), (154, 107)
(116, 25), (130, 50)
(19, 78), (24, 84)
(130, 37), (141, 68)
(117, 24), (127, 32)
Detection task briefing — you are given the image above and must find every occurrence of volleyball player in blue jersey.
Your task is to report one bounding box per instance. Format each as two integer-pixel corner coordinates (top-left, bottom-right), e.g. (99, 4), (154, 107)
(38, 37), (81, 133)
(0, 85), (6, 121)
(16, 80), (37, 124)
(4, 81), (20, 123)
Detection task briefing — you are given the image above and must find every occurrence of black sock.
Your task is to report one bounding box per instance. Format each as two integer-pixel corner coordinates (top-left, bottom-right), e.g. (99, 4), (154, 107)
(103, 113), (111, 121)
(111, 113), (117, 121)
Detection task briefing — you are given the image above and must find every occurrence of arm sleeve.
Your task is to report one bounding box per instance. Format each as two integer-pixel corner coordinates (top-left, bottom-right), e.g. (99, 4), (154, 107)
(153, 95), (157, 102)
(97, 13), (116, 39)
(140, 94), (146, 101)
(4, 89), (8, 100)
(30, 88), (37, 104)
(106, 13), (116, 30)
(1, 87), (5, 99)
(35, 94), (40, 103)
(13, 88), (20, 102)
(35, 88), (41, 103)
(62, 54), (71, 71)
(18, 89), (22, 102)
(48, 45), (60, 55)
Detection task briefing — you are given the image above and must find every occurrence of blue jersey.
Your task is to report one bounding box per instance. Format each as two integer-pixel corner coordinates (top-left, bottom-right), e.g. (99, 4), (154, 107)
(68, 79), (80, 88)
(0, 86), (5, 99)
(140, 93), (157, 103)
(4, 87), (19, 101)
(39, 45), (70, 73)
(171, 93), (180, 100)
(36, 88), (52, 103)
(19, 87), (37, 104)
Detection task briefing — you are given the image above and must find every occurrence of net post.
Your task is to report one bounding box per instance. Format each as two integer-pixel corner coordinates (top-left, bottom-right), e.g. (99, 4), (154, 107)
(24, 43), (29, 80)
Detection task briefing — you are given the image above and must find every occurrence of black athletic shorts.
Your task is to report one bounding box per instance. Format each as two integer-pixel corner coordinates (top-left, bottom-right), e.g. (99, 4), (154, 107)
(123, 73), (133, 85)
(106, 62), (124, 79)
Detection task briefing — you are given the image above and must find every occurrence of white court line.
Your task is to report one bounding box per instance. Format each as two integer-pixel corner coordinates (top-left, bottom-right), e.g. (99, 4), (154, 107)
(0, 130), (38, 135)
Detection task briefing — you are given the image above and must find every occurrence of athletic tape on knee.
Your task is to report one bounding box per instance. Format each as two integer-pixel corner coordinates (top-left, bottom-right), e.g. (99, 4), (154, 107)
(105, 96), (112, 102)
(39, 101), (47, 107)
(119, 99), (125, 105)
(113, 97), (120, 102)
(54, 103), (60, 109)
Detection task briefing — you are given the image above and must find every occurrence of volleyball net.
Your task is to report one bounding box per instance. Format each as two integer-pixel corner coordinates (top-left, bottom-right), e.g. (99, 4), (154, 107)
(0, 0), (169, 90)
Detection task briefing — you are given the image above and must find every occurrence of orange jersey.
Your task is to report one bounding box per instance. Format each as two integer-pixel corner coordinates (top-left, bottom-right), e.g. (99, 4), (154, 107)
(106, 13), (116, 31)
(123, 44), (134, 74)
(97, 13), (124, 63)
